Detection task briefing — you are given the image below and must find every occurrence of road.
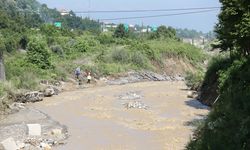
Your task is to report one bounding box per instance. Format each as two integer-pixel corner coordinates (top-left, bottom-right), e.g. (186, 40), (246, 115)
(31, 81), (209, 150)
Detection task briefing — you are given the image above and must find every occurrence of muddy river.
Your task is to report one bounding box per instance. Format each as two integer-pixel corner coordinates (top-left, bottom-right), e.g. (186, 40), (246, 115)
(30, 81), (209, 150)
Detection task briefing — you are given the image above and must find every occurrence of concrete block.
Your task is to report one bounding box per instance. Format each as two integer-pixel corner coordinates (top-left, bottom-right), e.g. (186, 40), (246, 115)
(0, 137), (18, 150)
(27, 124), (41, 136)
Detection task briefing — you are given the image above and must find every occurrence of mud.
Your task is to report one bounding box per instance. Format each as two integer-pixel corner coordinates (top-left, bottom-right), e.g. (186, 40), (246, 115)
(29, 81), (209, 150)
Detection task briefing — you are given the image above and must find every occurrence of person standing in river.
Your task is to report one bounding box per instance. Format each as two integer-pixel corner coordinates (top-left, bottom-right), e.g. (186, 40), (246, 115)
(75, 67), (81, 79)
(87, 71), (91, 84)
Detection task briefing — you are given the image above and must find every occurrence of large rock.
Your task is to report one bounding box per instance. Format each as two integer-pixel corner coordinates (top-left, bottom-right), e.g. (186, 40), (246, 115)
(124, 101), (148, 110)
(8, 103), (25, 111)
(51, 129), (62, 137)
(44, 88), (55, 97)
(25, 91), (44, 102)
(40, 143), (52, 150)
(0, 137), (18, 150)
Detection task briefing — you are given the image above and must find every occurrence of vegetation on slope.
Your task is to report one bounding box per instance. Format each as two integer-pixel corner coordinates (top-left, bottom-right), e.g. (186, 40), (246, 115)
(0, 0), (206, 112)
(187, 0), (250, 149)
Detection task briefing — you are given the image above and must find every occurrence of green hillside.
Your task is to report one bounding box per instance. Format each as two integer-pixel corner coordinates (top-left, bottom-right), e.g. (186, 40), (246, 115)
(0, 0), (205, 113)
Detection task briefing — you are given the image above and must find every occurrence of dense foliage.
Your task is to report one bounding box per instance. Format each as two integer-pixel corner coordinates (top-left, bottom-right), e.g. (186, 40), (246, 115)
(26, 37), (52, 69)
(114, 24), (129, 38)
(151, 25), (176, 39)
(215, 0), (250, 55)
(187, 57), (250, 150)
(187, 0), (250, 149)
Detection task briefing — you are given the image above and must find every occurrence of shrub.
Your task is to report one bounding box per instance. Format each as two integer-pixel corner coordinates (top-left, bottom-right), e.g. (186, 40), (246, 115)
(114, 24), (128, 38)
(97, 63), (130, 75)
(111, 48), (129, 63)
(202, 53), (231, 88)
(129, 41), (158, 60)
(5, 55), (42, 90)
(26, 37), (53, 69)
(185, 71), (204, 90)
(11, 72), (39, 90)
(50, 45), (64, 56)
(148, 39), (205, 65)
(98, 32), (115, 45)
(73, 39), (90, 53)
(5, 38), (17, 53)
(130, 51), (148, 68)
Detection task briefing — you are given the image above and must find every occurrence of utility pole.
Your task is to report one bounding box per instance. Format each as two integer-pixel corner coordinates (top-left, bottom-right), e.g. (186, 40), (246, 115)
(141, 21), (144, 33)
(88, 0), (91, 18)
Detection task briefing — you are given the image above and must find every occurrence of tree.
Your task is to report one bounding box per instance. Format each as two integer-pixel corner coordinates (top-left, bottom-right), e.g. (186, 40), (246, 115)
(26, 37), (52, 69)
(114, 24), (128, 38)
(151, 25), (176, 39)
(0, 11), (10, 29)
(215, 0), (250, 56)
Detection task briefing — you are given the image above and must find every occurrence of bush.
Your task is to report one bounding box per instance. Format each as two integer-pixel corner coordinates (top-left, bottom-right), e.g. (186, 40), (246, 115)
(11, 72), (39, 90)
(111, 48), (129, 63)
(50, 45), (64, 56)
(148, 39), (205, 65)
(185, 71), (204, 90)
(129, 41), (158, 60)
(26, 37), (53, 69)
(202, 53), (232, 89)
(114, 24), (128, 38)
(5, 53), (55, 90)
(98, 32), (115, 45)
(97, 63), (130, 75)
(130, 51), (149, 68)
(73, 39), (90, 53)
(5, 38), (17, 53)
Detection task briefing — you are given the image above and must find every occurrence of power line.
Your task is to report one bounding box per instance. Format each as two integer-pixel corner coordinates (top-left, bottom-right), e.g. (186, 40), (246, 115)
(99, 9), (218, 21)
(73, 6), (220, 14)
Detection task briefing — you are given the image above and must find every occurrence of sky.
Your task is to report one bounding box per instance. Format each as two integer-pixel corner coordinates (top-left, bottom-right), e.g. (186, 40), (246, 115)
(37, 0), (221, 32)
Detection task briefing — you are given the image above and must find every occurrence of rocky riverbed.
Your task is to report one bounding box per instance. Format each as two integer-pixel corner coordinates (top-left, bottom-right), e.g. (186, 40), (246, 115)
(0, 104), (68, 150)
(0, 72), (208, 150)
(31, 81), (209, 150)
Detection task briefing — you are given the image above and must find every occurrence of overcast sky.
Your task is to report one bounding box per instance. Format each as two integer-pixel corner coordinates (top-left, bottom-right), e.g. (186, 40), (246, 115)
(37, 0), (221, 32)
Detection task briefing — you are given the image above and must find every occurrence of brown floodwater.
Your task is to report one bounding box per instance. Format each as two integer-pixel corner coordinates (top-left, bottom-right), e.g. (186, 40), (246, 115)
(30, 81), (209, 150)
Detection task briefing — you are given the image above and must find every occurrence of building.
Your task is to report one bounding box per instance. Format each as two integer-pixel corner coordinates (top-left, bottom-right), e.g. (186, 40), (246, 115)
(58, 9), (69, 16)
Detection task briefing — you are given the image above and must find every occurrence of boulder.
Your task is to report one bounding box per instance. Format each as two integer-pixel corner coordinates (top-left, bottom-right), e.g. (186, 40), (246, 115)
(51, 129), (62, 137)
(40, 143), (52, 150)
(8, 102), (25, 110)
(187, 91), (197, 98)
(25, 91), (44, 103)
(44, 88), (55, 97)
